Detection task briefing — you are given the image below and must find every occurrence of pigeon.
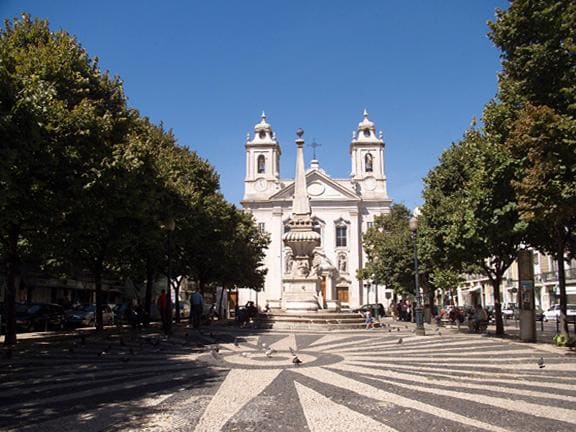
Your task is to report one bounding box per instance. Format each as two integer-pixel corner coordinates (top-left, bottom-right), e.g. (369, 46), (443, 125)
(292, 356), (302, 366)
(265, 348), (275, 358)
(210, 345), (220, 360)
(233, 337), (239, 347)
(537, 357), (545, 369)
(289, 347), (297, 356)
(397, 338), (403, 344)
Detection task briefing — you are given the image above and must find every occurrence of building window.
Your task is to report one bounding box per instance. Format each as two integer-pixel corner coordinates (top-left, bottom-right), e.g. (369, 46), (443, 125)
(365, 153), (373, 173)
(336, 225), (347, 247)
(258, 222), (265, 232)
(257, 155), (266, 174)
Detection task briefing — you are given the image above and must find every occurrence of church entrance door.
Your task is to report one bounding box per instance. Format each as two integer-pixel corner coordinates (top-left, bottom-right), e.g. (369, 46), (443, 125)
(337, 286), (349, 303)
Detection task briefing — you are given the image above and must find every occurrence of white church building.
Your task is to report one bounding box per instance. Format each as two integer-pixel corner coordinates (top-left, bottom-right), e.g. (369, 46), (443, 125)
(239, 111), (393, 310)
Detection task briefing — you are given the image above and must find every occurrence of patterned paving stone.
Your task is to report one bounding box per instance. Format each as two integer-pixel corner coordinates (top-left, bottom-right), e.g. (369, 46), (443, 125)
(1, 327), (575, 431)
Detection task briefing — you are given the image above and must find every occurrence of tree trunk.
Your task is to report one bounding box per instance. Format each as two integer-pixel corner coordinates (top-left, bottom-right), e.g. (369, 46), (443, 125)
(557, 239), (568, 337)
(491, 273), (504, 336)
(144, 258), (154, 327)
(94, 264), (104, 332)
(218, 285), (225, 318)
(3, 227), (19, 346)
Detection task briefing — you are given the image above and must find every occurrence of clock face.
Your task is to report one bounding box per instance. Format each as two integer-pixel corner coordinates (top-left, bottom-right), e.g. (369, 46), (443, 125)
(364, 176), (376, 191)
(255, 178), (267, 192)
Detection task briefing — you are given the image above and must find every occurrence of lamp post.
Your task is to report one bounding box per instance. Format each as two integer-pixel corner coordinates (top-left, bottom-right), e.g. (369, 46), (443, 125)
(409, 213), (425, 336)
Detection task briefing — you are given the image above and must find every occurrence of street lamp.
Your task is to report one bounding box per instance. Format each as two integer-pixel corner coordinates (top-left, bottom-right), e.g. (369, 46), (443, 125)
(409, 212), (425, 336)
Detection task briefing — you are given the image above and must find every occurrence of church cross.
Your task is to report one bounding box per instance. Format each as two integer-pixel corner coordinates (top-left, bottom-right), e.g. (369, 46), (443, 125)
(308, 139), (321, 160)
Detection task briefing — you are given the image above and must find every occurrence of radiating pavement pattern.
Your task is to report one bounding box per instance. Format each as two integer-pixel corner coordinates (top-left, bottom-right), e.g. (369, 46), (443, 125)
(1, 328), (575, 431)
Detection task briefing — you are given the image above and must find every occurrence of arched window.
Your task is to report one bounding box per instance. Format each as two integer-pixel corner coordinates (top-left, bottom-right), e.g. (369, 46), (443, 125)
(336, 225), (347, 247)
(365, 153), (373, 173)
(257, 155), (266, 174)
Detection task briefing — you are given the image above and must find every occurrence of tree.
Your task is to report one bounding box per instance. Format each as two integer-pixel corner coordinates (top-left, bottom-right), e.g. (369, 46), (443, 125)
(362, 204), (415, 296)
(506, 104), (576, 336)
(489, 0), (576, 336)
(0, 14), (128, 343)
(421, 128), (524, 335)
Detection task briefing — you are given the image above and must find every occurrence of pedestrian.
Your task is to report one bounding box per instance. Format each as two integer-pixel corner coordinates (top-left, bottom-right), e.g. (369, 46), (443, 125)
(157, 289), (170, 334)
(190, 289), (204, 331)
(365, 310), (375, 330)
(378, 303), (385, 320)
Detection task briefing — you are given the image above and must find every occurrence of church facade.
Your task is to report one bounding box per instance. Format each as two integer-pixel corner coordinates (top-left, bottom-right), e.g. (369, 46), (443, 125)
(239, 111), (393, 309)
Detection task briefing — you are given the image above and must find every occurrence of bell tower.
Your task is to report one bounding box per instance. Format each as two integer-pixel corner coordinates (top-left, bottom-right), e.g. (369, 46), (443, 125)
(244, 112), (281, 198)
(350, 110), (388, 198)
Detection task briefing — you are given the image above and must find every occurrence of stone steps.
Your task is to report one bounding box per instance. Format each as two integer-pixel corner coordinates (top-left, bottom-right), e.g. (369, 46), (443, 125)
(255, 311), (367, 330)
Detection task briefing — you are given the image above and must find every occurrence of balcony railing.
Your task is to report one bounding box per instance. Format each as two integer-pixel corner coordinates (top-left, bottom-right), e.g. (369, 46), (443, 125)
(535, 267), (576, 284)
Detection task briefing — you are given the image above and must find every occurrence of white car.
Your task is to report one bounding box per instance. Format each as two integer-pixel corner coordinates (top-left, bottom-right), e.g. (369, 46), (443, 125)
(543, 304), (576, 321)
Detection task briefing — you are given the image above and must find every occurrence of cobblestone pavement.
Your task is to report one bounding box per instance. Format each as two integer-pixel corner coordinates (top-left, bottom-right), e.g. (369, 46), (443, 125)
(1, 323), (576, 432)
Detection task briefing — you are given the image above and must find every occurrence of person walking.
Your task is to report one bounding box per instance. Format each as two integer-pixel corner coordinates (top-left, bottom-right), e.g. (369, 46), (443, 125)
(157, 289), (170, 334)
(190, 289), (204, 331)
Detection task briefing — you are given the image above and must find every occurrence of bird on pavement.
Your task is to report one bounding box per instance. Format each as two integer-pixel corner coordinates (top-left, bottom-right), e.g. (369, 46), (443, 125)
(234, 337), (239, 347)
(537, 357), (545, 369)
(210, 347), (220, 360)
(397, 338), (403, 344)
(292, 356), (302, 366)
(265, 347), (275, 358)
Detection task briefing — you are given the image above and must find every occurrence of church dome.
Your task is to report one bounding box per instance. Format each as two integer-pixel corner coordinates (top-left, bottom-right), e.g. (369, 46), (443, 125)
(254, 112), (273, 133)
(357, 109), (375, 131)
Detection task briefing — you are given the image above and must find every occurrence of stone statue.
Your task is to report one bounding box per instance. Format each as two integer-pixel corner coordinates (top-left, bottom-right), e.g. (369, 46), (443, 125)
(338, 254), (347, 272)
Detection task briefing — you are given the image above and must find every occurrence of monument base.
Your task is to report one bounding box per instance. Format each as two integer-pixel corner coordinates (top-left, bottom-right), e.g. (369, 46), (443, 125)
(282, 277), (320, 312)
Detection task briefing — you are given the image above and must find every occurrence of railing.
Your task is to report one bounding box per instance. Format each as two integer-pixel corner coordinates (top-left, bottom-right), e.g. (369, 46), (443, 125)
(535, 267), (576, 284)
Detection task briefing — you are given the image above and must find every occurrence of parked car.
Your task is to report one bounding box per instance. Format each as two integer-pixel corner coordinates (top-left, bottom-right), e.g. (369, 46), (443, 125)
(15, 303), (65, 332)
(65, 304), (114, 328)
(502, 303), (518, 320)
(543, 304), (576, 322)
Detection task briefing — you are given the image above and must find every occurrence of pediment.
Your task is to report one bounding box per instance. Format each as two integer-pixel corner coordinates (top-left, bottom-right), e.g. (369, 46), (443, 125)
(269, 171), (360, 201)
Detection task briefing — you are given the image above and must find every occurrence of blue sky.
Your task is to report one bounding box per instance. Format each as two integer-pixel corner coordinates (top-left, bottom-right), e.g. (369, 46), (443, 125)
(1, 0), (508, 211)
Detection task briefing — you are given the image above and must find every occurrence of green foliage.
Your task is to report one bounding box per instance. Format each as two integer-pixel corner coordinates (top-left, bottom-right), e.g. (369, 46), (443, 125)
(362, 203), (415, 294)
(489, 1), (576, 336)
(489, 0), (576, 116)
(0, 14), (270, 342)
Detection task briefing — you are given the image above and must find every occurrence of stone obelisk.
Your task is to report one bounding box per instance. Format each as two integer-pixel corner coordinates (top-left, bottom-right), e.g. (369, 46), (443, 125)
(282, 129), (321, 312)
